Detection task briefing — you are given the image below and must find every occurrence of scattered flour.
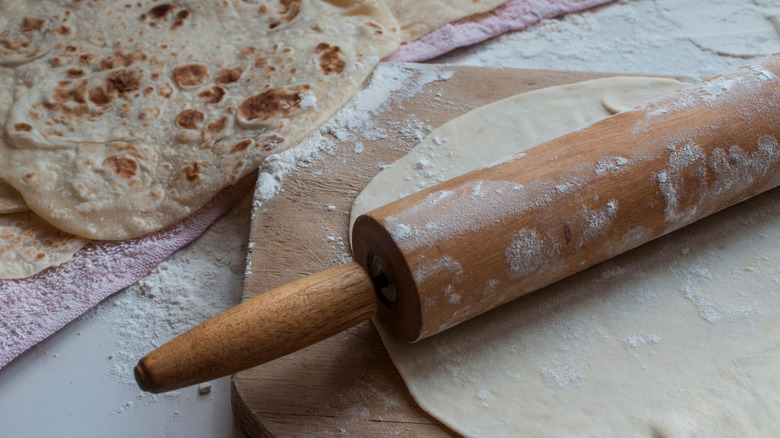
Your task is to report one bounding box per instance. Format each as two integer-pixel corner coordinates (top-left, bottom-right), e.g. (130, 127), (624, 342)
(437, 0), (780, 77)
(78, 194), (252, 413)
(251, 64), (457, 219)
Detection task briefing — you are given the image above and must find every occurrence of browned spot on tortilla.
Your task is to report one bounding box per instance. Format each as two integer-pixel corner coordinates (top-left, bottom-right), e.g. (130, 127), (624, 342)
(79, 54), (94, 65)
(148, 3), (178, 20)
(50, 58), (62, 67)
(67, 68), (85, 78)
(173, 64), (209, 88)
(255, 57), (269, 68)
(240, 47), (256, 58)
(231, 139), (253, 153)
(20, 17), (46, 32)
(123, 144), (143, 159)
(98, 50), (148, 71)
(259, 135), (284, 151)
(25, 172), (37, 179)
(278, 0), (301, 21)
(36, 253), (46, 260)
(197, 86), (226, 104)
(172, 10), (191, 30)
(56, 26), (72, 36)
(258, 5), (267, 14)
(204, 117), (228, 136)
(88, 69), (141, 106)
(105, 155), (138, 179)
(13, 123), (33, 132)
(65, 45), (77, 52)
(184, 162), (201, 181)
(175, 109), (205, 129)
(216, 67), (243, 85)
(237, 86), (305, 122)
(53, 80), (88, 104)
(108, 70), (141, 93)
(158, 82), (173, 98)
(316, 43), (345, 75)
(366, 22), (383, 35)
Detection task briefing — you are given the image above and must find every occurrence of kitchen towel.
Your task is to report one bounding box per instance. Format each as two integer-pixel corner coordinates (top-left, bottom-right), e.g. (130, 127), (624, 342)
(387, 0), (614, 62)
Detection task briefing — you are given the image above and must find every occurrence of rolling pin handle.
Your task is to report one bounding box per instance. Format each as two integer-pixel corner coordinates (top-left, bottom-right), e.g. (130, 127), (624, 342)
(135, 262), (377, 393)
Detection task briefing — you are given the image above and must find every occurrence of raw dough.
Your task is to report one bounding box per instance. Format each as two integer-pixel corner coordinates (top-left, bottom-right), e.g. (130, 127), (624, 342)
(351, 77), (780, 436)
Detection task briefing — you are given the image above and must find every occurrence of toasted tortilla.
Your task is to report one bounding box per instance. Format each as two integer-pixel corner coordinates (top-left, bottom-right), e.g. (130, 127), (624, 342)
(0, 210), (89, 279)
(385, 0), (510, 42)
(0, 0), (399, 240)
(0, 180), (28, 214)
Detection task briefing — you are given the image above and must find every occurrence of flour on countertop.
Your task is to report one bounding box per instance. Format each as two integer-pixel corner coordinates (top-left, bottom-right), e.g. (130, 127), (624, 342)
(79, 195), (252, 412)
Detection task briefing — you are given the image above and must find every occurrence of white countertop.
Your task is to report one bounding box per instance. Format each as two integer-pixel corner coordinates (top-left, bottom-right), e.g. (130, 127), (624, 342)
(1, 1), (777, 436)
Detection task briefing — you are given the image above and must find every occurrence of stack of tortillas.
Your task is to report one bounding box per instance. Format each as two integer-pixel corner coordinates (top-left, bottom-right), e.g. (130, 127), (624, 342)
(0, 0), (525, 280)
(1, 0), (521, 280)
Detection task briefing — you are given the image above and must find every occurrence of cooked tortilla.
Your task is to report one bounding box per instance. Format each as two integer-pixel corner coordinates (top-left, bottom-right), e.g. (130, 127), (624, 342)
(0, 0), (399, 240)
(0, 180), (28, 214)
(385, 0), (510, 42)
(0, 210), (89, 279)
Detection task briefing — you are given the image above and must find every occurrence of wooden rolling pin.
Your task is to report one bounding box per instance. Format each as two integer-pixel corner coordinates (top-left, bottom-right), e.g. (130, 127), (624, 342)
(136, 55), (780, 393)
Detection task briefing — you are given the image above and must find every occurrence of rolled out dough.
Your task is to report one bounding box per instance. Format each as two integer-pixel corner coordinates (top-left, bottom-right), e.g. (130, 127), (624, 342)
(350, 77), (780, 436)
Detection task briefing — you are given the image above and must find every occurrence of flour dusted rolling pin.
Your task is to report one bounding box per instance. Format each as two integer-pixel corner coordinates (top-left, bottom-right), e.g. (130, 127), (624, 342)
(135, 56), (780, 393)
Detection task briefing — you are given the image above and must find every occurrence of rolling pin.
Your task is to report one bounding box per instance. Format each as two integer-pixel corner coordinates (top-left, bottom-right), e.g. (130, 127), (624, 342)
(135, 55), (780, 393)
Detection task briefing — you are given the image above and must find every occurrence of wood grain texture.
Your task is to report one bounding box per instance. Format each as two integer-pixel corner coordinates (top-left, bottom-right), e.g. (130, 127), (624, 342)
(233, 65), (688, 437)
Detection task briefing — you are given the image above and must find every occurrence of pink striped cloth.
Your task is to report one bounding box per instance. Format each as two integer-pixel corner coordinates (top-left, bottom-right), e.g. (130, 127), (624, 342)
(388, 0), (615, 62)
(0, 0), (614, 368)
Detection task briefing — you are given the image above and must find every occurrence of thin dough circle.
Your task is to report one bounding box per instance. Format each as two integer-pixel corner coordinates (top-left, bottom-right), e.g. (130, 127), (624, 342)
(350, 77), (780, 437)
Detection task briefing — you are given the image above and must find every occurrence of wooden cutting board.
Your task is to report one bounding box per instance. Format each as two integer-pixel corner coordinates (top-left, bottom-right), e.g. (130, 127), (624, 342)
(232, 64), (685, 437)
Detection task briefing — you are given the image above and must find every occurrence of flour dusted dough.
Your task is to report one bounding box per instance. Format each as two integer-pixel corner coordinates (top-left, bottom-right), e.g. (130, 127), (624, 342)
(351, 77), (780, 436)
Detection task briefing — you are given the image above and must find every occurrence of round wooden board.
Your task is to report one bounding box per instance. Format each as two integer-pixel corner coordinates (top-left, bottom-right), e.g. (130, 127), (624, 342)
(232, 64), (676, 437)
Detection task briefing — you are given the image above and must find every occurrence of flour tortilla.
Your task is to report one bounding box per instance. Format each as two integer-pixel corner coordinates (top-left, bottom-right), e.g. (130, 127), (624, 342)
(0, 180), (28, 214)
(385, 0), (510, 42)
(0, 210), (88, 279)
(0, 0), (399, 240)
(351, 77), (780, 436)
